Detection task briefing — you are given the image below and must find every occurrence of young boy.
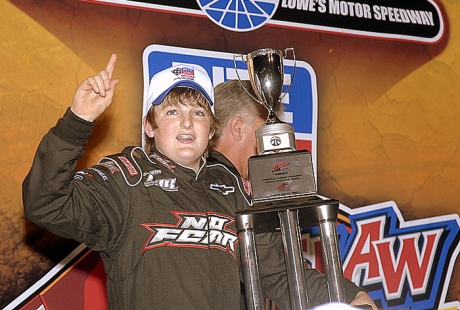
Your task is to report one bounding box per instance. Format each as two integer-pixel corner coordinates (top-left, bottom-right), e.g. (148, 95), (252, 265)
(23, 54), (247, 309)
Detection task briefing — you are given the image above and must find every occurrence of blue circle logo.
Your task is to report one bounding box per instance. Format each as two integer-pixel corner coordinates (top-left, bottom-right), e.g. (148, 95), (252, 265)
(196, 0), (279, 32)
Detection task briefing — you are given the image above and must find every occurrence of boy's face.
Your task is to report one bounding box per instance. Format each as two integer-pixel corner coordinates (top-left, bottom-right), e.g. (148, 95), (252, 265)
(149, 102), (213, 171)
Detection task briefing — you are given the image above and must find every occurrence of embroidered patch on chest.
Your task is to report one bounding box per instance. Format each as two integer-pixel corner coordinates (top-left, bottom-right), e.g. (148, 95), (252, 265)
(117, 156), (138, 176)
(150, 152), (176, 173)
(210, 183), (235, 196)
(141, 211), (238, 259)
(99, 161), (121, 174)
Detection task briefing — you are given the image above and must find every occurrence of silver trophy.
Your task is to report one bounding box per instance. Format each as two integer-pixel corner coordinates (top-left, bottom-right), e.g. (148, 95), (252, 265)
(234, 48), (347, 310)
(234, 48), (296, 155)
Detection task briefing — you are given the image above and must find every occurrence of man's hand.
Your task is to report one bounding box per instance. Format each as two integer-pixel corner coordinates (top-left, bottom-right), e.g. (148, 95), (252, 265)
(350, 291), (379, 310)
(71, 54), (119, 122)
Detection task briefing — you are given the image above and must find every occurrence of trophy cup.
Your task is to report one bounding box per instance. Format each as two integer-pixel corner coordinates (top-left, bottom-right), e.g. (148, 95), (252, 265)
(234, 47), (296, 155)
(234, 48), (347, 310)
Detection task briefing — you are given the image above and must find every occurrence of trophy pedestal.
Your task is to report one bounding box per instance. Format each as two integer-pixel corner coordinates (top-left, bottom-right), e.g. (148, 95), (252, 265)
(236, 197), (346, 310)
(237, 151), (346, 309)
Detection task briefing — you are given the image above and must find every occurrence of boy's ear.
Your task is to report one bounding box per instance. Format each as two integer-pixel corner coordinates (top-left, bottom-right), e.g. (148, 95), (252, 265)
(143, 116), (155, 138)
(229, 116), (244, 141)
(208, 125), (215, 140)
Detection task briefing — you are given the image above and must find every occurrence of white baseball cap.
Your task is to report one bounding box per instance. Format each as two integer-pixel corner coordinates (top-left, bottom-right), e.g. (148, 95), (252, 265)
(145, 64), (214, 114)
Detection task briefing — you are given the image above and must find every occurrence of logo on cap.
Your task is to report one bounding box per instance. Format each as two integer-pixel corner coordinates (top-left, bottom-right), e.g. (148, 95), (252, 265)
(172, 67), (195, 80)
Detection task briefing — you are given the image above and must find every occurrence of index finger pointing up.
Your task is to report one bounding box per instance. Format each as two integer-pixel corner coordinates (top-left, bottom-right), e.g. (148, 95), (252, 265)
(105, 53), (117, 78)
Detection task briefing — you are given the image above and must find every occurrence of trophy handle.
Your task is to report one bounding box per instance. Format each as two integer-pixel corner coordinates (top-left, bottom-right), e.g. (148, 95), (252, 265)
(279, 47), (296, 102)
(233, 54), (263, 105)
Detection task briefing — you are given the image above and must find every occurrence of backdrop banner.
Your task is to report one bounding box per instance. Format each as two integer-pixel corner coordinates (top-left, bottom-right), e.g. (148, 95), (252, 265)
(7, 45), (459, 310)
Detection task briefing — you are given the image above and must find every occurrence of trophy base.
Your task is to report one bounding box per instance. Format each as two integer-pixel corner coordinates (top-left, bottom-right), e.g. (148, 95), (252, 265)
(248, 150), (316, 203)
(256, 122), (296, 154)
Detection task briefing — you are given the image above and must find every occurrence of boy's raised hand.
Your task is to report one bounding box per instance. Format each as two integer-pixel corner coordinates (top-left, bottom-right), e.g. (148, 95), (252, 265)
(71, 54), (119, 122)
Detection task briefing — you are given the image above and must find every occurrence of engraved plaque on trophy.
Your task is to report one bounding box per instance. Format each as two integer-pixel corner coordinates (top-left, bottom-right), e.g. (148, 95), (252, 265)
(247, 150), (316, 203)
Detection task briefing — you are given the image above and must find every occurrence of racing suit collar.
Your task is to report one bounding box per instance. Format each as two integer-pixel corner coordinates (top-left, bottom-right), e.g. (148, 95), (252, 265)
(207, 150), (241, 177)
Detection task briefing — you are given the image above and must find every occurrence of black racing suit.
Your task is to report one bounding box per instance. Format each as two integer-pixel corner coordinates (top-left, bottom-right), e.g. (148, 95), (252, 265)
(23, 109), (246, 309)
(23, 109), (363, 309)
